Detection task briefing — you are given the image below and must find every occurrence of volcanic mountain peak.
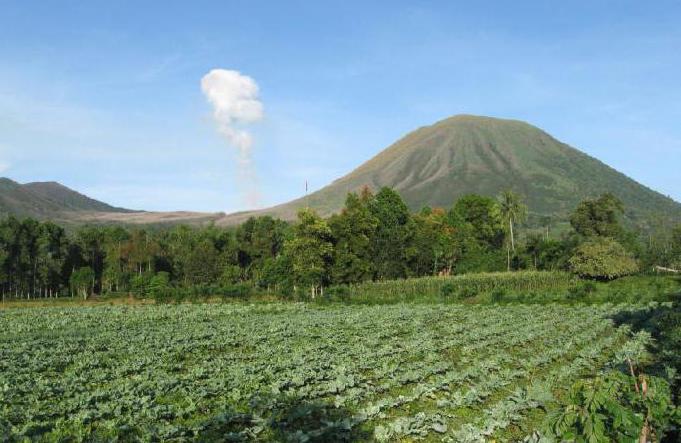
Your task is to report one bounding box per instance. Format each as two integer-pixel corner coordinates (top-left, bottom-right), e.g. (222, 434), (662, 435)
(252, 114), (681, 226)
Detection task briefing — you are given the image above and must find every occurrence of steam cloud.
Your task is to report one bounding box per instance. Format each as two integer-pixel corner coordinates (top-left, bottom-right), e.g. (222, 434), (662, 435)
(201, 69), (264, 207)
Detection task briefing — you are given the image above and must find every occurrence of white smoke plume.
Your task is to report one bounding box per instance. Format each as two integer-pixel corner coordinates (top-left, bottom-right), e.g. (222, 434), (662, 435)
(201, 69), (264, 207)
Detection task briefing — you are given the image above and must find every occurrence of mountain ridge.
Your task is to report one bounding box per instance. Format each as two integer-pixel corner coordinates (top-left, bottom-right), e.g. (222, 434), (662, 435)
(238, 115), (681, 227)
(2, 115), (679, 227)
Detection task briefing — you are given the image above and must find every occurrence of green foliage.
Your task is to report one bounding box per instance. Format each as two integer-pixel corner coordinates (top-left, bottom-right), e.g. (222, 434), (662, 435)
(439, 281), (456, 298)
(328, 189), (378, 284)
(345, 270), (576, 303)
(183, 239), (221, 285)
(488, 287), (507, 303)
(410, 207), (459, 276)
(1, 187), (678, 306)
(570, 193), (625, 239)
(498, 190), (528, 265)
(440, 282), (476, 300)
(566, 281), (598, 301)
(324, 284), (352, 300)
(69, 266), (94, 299)
(569, 237), (639, 280)
(258, 255), (294, 295)
(236, 216), (288, 281)
(545, 371), (677, 442)
(369, 187), (414, 280)
(284, 208), (334, 295)
(130, 272), (152, 297)
(148, 271), (170, 300)
(524, 234), (572, 271)
(449, 194), (504, 249)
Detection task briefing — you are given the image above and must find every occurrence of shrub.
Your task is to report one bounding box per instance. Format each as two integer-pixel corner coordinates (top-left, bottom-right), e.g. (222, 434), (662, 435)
(326, 285), (351, 300)
(130, 273), (153, 297)
(566, 281), (597, 301)
(440, 283), (477, 300)
(488, 288), (506, 303)
(440, 282), (456, 298)
(455, 286), (478, 300)
(149, 272), (171, 300)
(569, 238), (639, 280)
(69, 267), (95, 300)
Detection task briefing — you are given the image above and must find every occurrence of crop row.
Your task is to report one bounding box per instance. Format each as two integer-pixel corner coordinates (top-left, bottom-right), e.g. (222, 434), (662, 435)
(0, 302), (650, 441)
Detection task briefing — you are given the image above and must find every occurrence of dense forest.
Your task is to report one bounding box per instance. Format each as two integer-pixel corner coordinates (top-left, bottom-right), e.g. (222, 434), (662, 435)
(1, 186), (679, 301)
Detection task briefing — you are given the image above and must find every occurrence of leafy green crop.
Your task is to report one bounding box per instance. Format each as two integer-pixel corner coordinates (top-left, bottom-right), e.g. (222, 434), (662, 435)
(0, 302), (655, 441)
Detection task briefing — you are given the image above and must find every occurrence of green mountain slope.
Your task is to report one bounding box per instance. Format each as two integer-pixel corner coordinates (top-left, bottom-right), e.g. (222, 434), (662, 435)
(22, 181), (130, 213)
(255, 115), (681, 227)
(0, 178), (130, 219)
(0, 178), (224, 226)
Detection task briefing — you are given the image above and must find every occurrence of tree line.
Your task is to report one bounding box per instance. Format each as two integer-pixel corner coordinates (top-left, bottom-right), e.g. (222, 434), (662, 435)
(1, 187), (679, 299)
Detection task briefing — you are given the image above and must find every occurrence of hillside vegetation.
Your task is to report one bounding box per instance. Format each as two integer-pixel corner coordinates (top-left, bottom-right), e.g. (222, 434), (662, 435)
(257, 115), (681, 228)
(0, 178), (130, 220)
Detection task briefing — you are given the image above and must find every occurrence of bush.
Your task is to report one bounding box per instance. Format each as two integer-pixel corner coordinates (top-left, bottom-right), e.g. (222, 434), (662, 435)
(566, 281), (597, 301)
(149, 272), (171, 300)
(325, 285), (351, 300)
(456, 286), (478, 300)
(488, 288), (506, 303)
(130, 273), (153, 297)
(569, 237), (639, 280)
(440, 282), (456, 298)
(69, 267), (95, 300)
(440, 283), (477, 300)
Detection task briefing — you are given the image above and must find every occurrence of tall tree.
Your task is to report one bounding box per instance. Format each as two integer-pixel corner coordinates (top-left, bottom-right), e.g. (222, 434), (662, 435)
(76, 227), (107, 292)
(101, 226), (130, 292)
(236, 216), (288, 281)
(410, 207), (458, 276)
(672, 224), (681, 268)
(369, 187), (414, 280)
(570, 193), (624, 238)
(449, 195), (505, 250)
(36, 222), (67, 297)
(184, 239), (221, 285)
(329, 190), (378, 284)
(284, 208), (334, 297)
(498, 190), (528, 271)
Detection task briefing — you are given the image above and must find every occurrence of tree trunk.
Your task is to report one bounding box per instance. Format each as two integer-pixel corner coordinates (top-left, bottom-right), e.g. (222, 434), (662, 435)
(509, 218), (515, 252)
(507, 245), (511, 272)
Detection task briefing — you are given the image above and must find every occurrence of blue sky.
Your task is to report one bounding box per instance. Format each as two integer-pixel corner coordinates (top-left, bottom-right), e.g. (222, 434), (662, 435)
(1, 1), (680, 212)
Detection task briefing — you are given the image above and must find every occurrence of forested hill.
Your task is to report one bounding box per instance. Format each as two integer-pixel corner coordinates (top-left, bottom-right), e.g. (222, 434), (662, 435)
(0, 178), (130, 219)
(248, 115), (681, 228)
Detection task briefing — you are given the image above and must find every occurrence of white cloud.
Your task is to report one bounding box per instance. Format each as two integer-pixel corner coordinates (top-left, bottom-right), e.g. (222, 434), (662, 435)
(201, 69), (264, 208)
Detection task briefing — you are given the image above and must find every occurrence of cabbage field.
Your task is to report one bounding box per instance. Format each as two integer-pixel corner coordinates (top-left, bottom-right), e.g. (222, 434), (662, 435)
(0, 303), (654, 441)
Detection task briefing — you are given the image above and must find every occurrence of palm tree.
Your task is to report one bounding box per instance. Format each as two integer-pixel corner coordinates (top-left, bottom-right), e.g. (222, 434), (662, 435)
(498, 190), (528, 271)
